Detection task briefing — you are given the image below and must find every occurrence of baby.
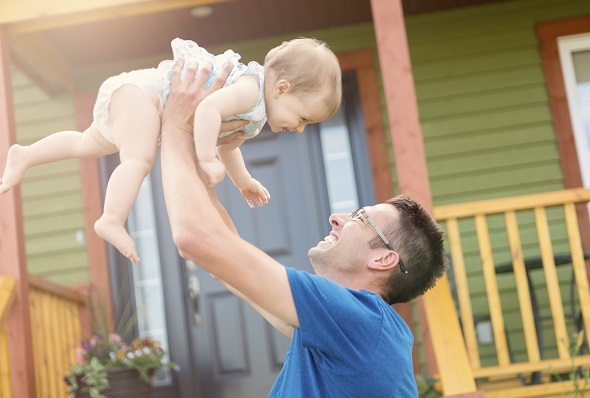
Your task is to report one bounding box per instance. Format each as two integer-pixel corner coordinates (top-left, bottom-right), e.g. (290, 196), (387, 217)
(0, 37), (342, 263)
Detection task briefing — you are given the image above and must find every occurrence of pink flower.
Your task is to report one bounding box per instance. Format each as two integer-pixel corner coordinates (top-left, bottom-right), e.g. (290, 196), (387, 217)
(108, 333), (123, 344)
(75, 347), (85, 364)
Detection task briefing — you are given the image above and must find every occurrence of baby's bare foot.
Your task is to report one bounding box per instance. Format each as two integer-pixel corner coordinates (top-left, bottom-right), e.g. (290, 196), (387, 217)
(95, 214), (140, 263)
(0, 145), (28, 194)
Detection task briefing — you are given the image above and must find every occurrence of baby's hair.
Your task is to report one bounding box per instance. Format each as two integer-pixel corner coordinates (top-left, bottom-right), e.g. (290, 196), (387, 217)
(264, 37), (342, 119)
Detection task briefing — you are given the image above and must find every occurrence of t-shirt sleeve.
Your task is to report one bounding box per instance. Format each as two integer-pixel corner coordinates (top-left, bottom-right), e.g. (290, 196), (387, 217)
(286, 267), (383, 373)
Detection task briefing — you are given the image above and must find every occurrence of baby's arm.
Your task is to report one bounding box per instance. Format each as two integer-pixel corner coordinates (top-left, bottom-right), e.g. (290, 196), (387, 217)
(194, 75), (259, 187)
(217, 140), (270, 208)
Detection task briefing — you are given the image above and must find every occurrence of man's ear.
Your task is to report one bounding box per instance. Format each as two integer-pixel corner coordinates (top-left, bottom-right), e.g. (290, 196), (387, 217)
(367, 249), (398, 272)
(273, 80), (291, 97)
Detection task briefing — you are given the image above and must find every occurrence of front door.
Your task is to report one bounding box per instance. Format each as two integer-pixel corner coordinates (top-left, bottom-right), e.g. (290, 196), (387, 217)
(109, 72), (376, 398)
(186, 126), (324, 397)
(182, 72), (376, 397)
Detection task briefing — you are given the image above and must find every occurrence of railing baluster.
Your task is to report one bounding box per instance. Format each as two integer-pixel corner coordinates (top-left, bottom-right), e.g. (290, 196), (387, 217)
(564, 203), (590, 350)
(475, 214), (510, 366)
(0, 322), (11, 398)
(30, 289), (46, 397)
(447, 218), (480, 369)
(534, 206), (569, 359)
(505, 210), (540, 363)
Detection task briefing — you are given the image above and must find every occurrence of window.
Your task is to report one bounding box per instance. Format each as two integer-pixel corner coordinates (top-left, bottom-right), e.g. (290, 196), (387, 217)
(559, 34), (590, 187)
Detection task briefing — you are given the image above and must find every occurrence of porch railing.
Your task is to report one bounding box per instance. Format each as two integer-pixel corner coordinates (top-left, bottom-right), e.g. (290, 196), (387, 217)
(432, 188), (590, 397)
(0, 276), (16, 398)
(1, 274), (86, 398)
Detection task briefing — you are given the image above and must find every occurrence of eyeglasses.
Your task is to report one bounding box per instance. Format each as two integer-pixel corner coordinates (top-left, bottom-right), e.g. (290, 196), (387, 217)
(350, 207), (408, 274)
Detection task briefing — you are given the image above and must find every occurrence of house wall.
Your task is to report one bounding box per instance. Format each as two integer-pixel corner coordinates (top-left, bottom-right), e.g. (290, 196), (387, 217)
(11, 70), (88, 285)
(408, 0), (590, 205)
(405, 0), (590, 367)
(11, 0), (590, 373)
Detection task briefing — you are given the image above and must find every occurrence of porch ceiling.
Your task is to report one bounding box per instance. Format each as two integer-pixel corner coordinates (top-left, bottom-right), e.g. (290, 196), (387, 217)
(3, 0), (511, 94)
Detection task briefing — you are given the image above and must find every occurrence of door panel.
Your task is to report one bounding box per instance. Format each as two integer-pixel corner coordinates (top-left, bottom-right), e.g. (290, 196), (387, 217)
(187, 128), (324, 397)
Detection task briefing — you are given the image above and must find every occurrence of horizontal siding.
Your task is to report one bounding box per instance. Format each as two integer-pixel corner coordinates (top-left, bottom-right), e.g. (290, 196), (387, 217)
(406, 0), (590, 204)
(11, 69), (88, 285)
(406, 0), (590, 372)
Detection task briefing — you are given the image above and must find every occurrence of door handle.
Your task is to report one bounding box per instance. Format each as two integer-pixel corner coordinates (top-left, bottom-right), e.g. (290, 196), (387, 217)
(187, 275), (203, 326)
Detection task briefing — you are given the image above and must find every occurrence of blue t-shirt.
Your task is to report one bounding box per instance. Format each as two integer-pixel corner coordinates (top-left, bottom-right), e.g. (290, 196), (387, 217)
(269, 267), (418, 397)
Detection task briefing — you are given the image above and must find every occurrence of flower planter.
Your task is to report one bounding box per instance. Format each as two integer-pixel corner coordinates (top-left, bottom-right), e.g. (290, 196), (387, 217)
(68, 367), (152, 398)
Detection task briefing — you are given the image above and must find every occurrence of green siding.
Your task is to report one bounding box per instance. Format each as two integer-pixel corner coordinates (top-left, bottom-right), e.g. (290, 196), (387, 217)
(405, 0), (590, 371)
(407, 0), (590, 204)
(11, 69), (88, 285)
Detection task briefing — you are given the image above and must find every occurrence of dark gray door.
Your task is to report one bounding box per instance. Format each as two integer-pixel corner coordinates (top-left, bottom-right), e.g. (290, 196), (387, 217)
(183, 72), (376, 398)
(107, 71), (376, 398)
(186, 126), (326, 398)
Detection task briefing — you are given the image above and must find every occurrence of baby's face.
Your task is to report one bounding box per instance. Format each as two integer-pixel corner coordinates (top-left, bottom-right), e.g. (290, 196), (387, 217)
(265, 91), (329, 134)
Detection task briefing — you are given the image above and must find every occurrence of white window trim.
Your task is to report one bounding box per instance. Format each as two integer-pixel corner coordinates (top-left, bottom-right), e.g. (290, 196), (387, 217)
(558, 33), (590, 187)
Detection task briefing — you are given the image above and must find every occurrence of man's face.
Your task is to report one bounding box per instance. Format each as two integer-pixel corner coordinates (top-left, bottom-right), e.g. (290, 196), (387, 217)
(308, 204), (398, 277)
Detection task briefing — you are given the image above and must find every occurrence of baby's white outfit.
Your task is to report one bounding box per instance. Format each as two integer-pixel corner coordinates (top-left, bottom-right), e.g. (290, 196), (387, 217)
(91, 38), (266, 144)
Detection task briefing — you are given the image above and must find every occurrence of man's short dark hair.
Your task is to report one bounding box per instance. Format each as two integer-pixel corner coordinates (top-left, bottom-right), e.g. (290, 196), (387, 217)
(370, 195), (447, 304)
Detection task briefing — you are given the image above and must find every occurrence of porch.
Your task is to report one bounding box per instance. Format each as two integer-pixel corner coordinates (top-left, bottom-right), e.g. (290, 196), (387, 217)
(2, 188), (590, 397)
(1, 0), (590, 397)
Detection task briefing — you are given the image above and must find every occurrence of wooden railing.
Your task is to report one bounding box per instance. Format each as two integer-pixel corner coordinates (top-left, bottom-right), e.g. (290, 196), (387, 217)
(0, 276), (17, 398)
(432, 188), (590, 397)
(0, 274), (86, 398)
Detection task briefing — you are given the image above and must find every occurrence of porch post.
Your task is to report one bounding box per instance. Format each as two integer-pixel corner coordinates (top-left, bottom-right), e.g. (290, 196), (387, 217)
(74, 92), (114, 331)
(0, 28), (36, 398)
(370, 2), (483, 395)
(369, 0), (439, 376)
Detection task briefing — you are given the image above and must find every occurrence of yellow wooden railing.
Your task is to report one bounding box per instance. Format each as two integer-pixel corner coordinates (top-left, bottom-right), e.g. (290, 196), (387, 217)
(433, 188), (590, 397)
(29, 275), (86, 398)
(0, 274), (86, 398)
(0, 276), (17, 398)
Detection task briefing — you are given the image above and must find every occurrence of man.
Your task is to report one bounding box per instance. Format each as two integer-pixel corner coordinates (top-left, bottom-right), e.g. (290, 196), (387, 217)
(160, 60), (447, 397)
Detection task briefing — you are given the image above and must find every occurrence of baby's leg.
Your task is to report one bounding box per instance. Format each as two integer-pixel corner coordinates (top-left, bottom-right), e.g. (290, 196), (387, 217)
(93, 85), (160, 264)
(0, 125), (117, 194)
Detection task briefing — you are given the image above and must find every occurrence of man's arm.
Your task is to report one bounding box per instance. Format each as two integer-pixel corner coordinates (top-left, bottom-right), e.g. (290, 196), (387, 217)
(212, 274), (294, 338)
(160, 61), (300, 329)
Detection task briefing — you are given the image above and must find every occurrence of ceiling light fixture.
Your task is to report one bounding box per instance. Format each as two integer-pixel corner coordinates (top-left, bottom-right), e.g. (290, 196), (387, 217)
(190, 6), (214, 18)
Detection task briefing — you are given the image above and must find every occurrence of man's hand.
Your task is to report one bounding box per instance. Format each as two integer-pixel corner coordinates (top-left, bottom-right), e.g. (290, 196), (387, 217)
(161, 60), (234, 135)
(217, 130), (246, 146)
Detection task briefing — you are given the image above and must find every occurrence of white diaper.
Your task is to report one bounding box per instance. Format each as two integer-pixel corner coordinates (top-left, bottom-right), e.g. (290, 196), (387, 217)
(92, 68), (159, 144)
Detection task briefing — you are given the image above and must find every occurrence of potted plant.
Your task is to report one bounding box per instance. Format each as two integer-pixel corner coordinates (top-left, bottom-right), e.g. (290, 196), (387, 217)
(64, 292), (177, 398)
(65, 332), (176, 398)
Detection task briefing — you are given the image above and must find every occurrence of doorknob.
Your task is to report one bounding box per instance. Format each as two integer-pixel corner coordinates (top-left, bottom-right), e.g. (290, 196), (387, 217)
(187, 275), (203, 326)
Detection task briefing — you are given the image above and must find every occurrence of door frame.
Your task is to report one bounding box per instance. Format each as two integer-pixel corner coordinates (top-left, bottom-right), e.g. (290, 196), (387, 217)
(337, 49), (393, 202)
(80, 48), (400, 396)
(557, 33), (590, 187)
(537, 14), (590, 190)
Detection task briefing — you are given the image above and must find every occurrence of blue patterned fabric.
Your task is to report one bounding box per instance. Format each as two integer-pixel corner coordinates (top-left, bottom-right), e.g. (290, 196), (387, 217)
(157, 38), (267, 139)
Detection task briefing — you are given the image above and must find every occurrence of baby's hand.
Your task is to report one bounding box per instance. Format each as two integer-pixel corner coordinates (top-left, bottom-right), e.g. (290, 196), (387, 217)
(199, 160), (225, 187)
(238, 178), (270, 208)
